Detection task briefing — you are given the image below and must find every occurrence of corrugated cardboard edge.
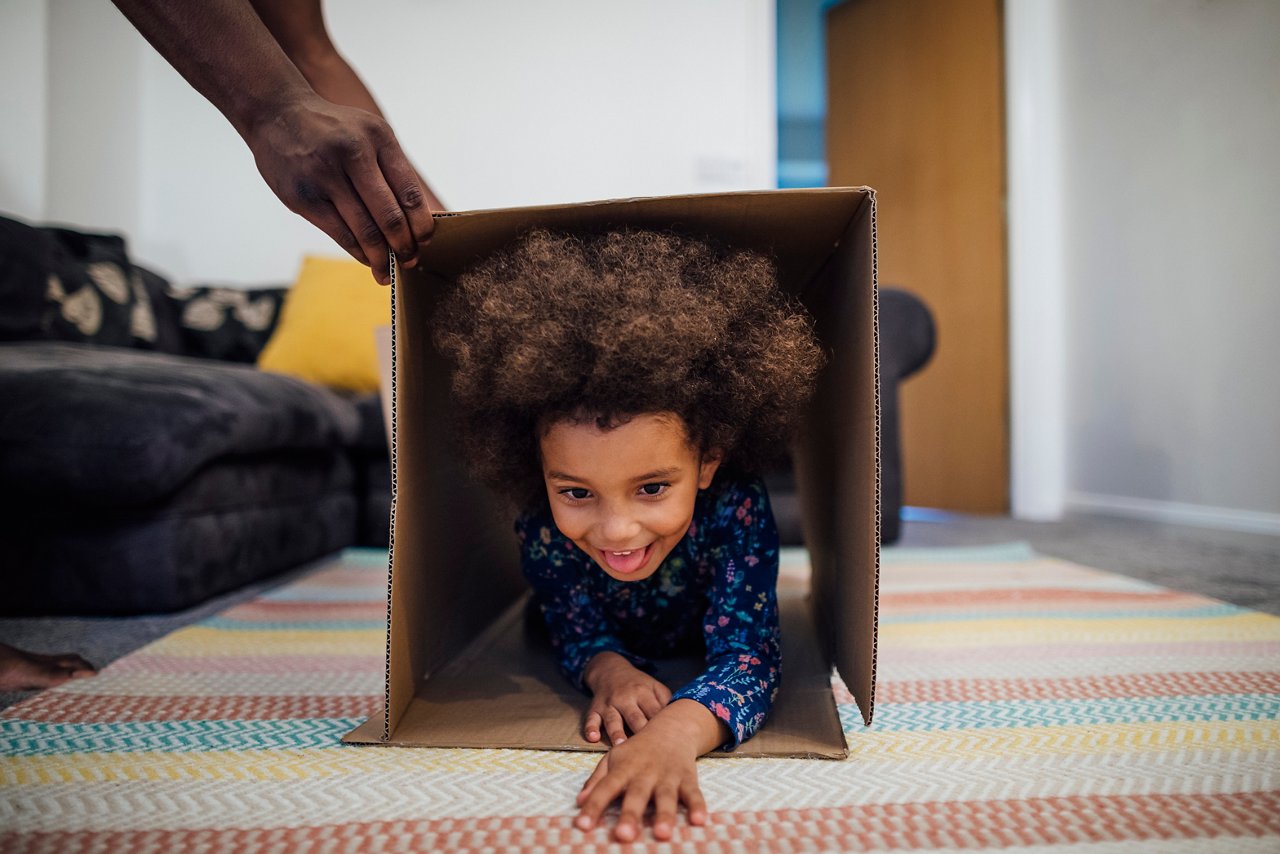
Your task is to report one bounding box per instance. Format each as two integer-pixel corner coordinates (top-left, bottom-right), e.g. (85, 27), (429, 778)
(866, 189), (881, 726)
(378, 253), (402, 742)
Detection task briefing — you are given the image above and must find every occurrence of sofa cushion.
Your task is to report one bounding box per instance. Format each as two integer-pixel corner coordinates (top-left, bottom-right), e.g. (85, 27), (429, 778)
(154, 278), (286, 363)
(0, 342), (361, 507)
(3, 450), (357, 615)
(0, 214), (160, 349)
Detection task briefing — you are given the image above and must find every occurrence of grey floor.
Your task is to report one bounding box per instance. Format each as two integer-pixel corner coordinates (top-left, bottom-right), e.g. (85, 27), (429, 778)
(2, 510), (1278, 711)
(895, 508), (1280, 615)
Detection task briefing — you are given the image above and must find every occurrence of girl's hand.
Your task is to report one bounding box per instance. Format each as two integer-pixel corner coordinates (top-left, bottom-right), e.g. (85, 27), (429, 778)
(582, 652), (672, 745)
(574, 705), (713, 842)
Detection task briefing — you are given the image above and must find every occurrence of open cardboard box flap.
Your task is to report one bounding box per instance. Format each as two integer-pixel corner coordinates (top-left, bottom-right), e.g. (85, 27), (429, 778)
(345, 188), (880, 759)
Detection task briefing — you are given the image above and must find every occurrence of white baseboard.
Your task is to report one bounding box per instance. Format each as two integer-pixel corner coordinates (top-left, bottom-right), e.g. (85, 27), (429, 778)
(1066, 492), (1280, 537)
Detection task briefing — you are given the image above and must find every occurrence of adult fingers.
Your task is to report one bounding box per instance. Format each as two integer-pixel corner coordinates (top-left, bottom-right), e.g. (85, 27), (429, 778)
(374, 138), (436, 252)
(344, 138), (420, 274)
(583, 709), (603, 743)
(681, 777), (710, 826)
(601, 707), (627, 746)
(613, 782), (654, 843)
(655, 682), (673, 705)
(330, 183), (391, 285)
(295, 194), (369, 268)
(652, 783), (680, 841)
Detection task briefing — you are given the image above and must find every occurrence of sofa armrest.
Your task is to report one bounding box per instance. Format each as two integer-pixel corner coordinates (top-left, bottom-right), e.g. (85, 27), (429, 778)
(877, 287), (936, 543)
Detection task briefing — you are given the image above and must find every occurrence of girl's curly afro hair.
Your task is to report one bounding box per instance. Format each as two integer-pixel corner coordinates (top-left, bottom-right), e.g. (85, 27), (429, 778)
(433, 228), (825, 507)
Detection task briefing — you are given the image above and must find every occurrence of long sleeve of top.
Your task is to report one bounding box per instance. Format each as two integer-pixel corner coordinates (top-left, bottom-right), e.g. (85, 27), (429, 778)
(516, 474), (782, 747)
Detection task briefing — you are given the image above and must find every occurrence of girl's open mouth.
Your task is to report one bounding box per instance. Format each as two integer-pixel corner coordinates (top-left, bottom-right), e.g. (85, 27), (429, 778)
(601, 543), (652, 574)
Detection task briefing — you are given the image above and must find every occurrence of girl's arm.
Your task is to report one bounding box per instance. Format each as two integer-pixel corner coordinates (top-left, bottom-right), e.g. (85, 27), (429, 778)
(574, 478), (783, 842)
(670, 479), (783, 745)
(517, 514), (652, 690)
(574, 698), (728, 842)
(520, 513), (682, 745)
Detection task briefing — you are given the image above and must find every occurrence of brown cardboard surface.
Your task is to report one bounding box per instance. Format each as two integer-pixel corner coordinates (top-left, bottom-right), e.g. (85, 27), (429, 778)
(346, 188), (879, 756)
(346, 585), (846, 759)
(795, 192), (881, 726)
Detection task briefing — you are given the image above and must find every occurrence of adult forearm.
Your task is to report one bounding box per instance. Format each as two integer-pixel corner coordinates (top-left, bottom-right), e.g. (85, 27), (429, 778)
(114, 0), (439, 279)
(110, 0), (313, 137)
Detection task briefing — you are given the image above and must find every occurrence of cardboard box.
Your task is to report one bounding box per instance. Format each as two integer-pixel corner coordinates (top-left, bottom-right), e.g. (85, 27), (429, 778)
(345, 188), (880, 759)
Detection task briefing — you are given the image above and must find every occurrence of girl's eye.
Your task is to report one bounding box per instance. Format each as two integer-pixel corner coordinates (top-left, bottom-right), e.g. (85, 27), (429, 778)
(560, 487), (591, 501)
(639, 482), (670, 497)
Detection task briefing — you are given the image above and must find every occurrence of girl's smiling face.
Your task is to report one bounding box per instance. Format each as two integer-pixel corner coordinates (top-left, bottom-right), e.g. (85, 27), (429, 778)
(539, 412), (721, 583)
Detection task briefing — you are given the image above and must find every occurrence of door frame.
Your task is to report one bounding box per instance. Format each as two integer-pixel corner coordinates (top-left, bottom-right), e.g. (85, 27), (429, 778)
(1005, 0), (1068, 521)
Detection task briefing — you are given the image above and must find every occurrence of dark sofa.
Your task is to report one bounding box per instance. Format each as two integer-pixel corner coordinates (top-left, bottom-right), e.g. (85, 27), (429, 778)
(0, 213), (932, 617)
(0, 214), (390, 615)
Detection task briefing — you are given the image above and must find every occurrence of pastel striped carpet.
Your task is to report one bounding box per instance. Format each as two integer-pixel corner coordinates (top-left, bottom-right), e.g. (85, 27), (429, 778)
(2, 544), (1278, 852)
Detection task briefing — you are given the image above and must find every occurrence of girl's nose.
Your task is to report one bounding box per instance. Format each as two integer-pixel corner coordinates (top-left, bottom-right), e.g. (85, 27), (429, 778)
(599, 509), (641, 546)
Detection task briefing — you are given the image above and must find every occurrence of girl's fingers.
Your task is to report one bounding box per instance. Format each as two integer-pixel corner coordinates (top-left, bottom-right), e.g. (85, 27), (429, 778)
(638, 692), (667, 719)
(623, 704), (650, 736)
(583, 710), (603, 743)
(602, 708), (627, 745)
(577, 754), (610, 805)
(613, 783), (653, 843)
(576, 765), (625, 831)
(652, 784), (680, 841)
(682, 778), (710, 826)
(656, 683), (673, 705)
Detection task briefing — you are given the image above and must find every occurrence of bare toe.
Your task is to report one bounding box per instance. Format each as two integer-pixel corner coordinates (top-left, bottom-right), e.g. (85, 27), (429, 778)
(0, 643), (96, 691)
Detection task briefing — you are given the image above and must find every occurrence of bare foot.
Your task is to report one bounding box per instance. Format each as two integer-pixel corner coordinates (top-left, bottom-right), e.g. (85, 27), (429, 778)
(0, 642), (96, 691)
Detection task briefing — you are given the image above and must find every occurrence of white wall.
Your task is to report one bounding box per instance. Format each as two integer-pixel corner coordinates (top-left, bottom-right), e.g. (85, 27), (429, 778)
(1010, 0), (1280, 533)
(5, 0), (775, 285)
(44, 0), (144, 239)
(0, 0), (49, 219)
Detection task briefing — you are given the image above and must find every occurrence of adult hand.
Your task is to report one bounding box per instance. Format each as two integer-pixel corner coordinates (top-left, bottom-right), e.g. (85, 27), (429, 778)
(583, 652), (673, 745)
(575, 708), (711, 842)
(245, 95), (435, 285)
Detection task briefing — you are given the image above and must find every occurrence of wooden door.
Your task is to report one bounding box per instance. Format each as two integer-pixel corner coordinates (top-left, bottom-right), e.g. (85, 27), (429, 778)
(826, 0), (1008, 513)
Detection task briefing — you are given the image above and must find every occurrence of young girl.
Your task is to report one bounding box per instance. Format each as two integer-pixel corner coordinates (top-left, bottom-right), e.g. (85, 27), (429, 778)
(434, 228), (824, 842)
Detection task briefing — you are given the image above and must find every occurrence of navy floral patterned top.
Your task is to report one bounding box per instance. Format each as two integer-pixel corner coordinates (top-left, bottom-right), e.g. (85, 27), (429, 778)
(516, 474), (781, 747)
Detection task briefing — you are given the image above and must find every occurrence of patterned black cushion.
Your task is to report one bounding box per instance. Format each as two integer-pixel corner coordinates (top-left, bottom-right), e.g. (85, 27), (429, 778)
(151, 278), (286, 363)
(0, 214), (160, 349)
(0, 213), (287, 363)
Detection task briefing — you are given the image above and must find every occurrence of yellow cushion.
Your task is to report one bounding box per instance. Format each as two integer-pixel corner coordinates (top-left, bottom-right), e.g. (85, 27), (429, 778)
(257, 256), (390, 393)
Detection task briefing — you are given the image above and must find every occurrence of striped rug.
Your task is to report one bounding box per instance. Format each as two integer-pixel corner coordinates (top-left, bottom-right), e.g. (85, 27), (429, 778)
(2, 544), (1277, 852)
